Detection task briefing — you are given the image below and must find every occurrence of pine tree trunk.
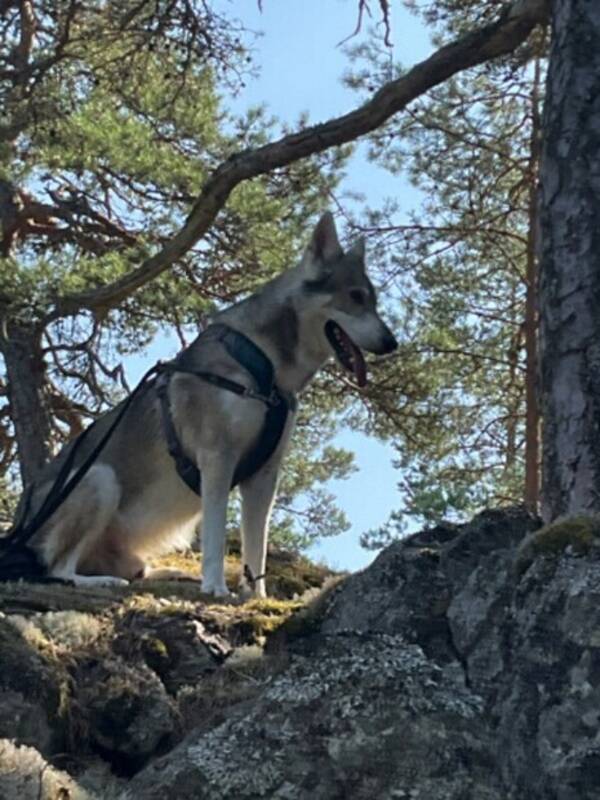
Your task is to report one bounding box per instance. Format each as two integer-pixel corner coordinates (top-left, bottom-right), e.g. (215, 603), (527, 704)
(524, 54), (542, 514)
(1, 324), (52, 487)
(539, 1), (600, 520)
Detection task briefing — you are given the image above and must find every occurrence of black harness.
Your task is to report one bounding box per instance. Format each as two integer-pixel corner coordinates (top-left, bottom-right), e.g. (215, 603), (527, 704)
(0, 324), (292, 580)
(155, 323), (292, 495)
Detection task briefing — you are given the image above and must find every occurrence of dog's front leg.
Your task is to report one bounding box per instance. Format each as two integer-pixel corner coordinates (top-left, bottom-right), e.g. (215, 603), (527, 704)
(198, 451), (236, 597)
(239, 412), (295, 598)
(239, 464), (280, 599)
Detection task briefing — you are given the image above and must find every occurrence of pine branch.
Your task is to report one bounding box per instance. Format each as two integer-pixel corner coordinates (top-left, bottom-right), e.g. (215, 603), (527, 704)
(52, 0), (550, 319)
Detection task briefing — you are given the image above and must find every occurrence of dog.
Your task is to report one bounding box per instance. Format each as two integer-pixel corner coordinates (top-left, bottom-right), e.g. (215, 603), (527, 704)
(17, 212), (397, 597)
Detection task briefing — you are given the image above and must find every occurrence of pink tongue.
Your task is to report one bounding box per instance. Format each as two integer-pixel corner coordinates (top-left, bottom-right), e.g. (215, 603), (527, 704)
(351, 341), (367, 387)
(338, 328), (367, 387)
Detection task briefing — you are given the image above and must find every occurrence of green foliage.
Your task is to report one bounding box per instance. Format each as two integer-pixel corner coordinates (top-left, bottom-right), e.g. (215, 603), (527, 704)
(0, 1), (354, 550)
(347, 10), (547, 547)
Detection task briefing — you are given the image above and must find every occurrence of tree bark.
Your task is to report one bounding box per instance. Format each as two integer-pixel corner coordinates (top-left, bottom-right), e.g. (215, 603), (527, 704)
(1, 325), (52, 487)
(523, 54), (542, 514)
(539, 0), (600, 520)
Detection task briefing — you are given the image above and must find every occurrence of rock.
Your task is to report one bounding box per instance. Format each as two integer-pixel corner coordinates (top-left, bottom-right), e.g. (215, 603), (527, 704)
(492, 555), (600, 799)
(125, 632), (500, 800)
(317, 506), (600, 799)
(321, 507), (539, 665)
(4, 509), (600, 799)
(0, 738), (94, 800)
(113, 608), (231, 694)
(0, 689), (54, 755)
(0, 614), (67, 755)
(74, 657), (178, 771)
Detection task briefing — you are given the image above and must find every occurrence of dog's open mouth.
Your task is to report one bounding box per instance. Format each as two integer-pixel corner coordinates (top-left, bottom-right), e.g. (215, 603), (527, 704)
(325, 320), (367, 387)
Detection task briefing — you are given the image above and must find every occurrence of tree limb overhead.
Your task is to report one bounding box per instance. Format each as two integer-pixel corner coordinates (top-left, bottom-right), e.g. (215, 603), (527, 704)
(53, 0), (550, 319)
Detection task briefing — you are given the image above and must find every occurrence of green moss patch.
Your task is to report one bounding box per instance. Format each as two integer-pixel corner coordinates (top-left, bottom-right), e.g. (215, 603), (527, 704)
(266, 576), (346, 649)
(147, 547), (337, 601)
(266, 550), (340, 599)
(203, 596), (304, 646)
(515, 515), (600, 575)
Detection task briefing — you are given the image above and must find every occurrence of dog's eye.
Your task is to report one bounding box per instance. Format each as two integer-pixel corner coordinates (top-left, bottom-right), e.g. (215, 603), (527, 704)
(349, 290), (366, 306)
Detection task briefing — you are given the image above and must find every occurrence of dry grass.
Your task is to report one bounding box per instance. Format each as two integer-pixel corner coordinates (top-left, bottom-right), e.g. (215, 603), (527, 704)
(148, 547), (339, 600)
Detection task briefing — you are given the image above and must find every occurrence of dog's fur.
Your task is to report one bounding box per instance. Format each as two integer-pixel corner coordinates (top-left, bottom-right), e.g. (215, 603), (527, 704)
(21, 212), (397, 596)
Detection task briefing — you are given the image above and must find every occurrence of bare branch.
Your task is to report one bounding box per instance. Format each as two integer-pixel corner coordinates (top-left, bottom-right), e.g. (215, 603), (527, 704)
(379, 0), (392, 47)
(338, 0), (372, 48)
(14, 0), (36, 77)
(52, 0), (549, 320)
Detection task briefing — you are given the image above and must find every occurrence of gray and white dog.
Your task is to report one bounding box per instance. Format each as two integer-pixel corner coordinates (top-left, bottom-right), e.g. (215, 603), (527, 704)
(23, 212), (397, 596)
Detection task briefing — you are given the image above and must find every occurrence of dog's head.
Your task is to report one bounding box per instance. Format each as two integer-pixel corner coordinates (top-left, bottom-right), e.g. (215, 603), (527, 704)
(300, 212), (397, 386)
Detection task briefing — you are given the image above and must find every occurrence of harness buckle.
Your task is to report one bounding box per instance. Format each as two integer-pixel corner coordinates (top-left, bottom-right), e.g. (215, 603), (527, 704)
(242, 386), (280, 408)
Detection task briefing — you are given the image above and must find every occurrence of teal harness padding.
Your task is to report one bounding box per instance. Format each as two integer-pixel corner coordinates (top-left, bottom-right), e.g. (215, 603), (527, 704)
(156, 323), (293, 495)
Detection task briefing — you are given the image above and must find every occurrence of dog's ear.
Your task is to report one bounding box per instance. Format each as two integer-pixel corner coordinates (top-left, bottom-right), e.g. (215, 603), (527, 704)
(302, 212), (343, 279)
(347, 237), (366, 262)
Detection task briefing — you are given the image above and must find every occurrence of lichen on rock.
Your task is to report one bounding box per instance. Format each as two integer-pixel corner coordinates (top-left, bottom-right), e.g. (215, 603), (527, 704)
(2, 510), (600, 799)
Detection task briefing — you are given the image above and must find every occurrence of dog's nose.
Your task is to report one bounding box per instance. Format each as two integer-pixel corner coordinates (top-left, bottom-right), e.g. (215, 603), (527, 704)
(381, 332), (398, 354)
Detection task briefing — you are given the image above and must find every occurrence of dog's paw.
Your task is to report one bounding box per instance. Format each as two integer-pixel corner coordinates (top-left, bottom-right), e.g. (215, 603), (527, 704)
(142, 567), (200, 581)
(237, 582), (266, 601)
(71, 574), (129, 588)
(201, 580), (233, 598)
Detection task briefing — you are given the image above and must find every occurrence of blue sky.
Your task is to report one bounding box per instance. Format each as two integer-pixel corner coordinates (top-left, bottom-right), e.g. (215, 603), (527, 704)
(228, 1), (433, 571)
(132, 2), (433, 572)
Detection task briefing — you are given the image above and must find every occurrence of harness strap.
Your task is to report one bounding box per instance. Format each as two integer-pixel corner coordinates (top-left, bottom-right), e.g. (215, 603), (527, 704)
(156, 373), (201, 495)
(182, 323), (276, 399)
(155, 325), (293, 496)
(0, 324), (293, 580)
(0, 362), (161, 579)
(159, 364), (280, 408)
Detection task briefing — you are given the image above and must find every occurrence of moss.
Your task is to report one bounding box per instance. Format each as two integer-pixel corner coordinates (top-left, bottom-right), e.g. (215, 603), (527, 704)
(149, 551), (241, 586)
(515, 515), (600, 575)
(242, 597), (303, 616)
(267, 576), (346, 647)
(204, 597), (304, 644)
(119, 594), (199, 618)
(143, 636), (169, 658)
(266, 551), (339, 599)
(150, 550), (201, 573)
(148, 547), (337, 601)
(140, 635), (171, 676)
(116, 564), (334, 647)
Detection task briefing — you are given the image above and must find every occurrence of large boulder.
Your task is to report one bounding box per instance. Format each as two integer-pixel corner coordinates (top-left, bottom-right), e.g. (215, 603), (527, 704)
(4, 509), (600, 799)
(320, 507), (538, 665)
(125, 632), (500, 800)
(127, 507), (600, 799)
